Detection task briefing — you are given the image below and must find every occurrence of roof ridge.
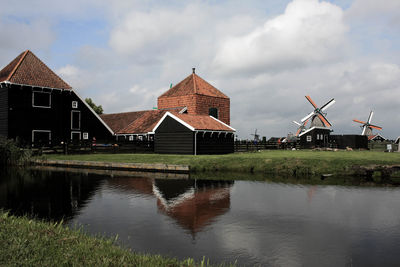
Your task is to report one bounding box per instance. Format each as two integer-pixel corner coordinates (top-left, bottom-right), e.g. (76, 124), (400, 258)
(6, 50), (29, 81)
(193, 73), (197, 94)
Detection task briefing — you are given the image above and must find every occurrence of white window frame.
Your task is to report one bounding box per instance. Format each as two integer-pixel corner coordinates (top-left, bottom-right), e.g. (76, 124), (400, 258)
(72, 101), (78, 108)
(71, 110), (81, 130)
(71, 131), (81, 140)
(83, 132), (89, 140)
(32, 130), (51, 143)
(32, 91), (51, 108)
(306, 135), (312, 142)
(129, 135), (134, 141)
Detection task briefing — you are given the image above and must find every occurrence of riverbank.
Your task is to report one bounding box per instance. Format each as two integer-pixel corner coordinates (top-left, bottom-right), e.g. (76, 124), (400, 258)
(0, 211), (231, 266)
(43, 150), (400, 177)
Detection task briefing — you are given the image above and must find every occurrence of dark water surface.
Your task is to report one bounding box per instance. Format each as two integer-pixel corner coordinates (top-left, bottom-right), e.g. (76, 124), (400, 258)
(1, 167), (400, 266)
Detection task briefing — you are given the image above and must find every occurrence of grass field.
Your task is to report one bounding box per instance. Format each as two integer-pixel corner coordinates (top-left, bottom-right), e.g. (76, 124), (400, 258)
(0, 211), (233, 267)
(44, 150), (400, 177)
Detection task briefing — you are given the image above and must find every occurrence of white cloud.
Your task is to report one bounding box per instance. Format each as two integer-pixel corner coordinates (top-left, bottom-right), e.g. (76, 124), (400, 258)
(213, 0), (348, 75)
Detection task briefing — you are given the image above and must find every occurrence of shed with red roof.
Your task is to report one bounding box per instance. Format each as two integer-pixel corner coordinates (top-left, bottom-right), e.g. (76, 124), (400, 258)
(153, 112), (235, 155)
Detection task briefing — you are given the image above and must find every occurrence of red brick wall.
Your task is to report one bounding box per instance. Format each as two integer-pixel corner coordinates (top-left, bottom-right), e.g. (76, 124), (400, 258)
(157, 94), (230, 125)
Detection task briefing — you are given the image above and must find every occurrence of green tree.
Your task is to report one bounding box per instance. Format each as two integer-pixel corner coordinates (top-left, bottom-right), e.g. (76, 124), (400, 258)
(85, 98), (103, 115)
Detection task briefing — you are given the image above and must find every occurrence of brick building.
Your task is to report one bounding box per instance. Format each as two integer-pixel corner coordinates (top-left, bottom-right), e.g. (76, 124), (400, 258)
(157, 68), (230, 125)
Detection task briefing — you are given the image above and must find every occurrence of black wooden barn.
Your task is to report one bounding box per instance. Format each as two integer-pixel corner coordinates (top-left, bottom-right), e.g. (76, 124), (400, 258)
(0, 50), (114, 147)
(298, 127), (332, 149)
(153, 112), (235, 155)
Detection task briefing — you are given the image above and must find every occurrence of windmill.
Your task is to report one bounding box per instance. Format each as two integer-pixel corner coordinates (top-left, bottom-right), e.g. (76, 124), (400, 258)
(353, 111), (382, 136)
(301, 96), (335, 128)
(251, 129), (260, 142)
(293, 118), (310, 136)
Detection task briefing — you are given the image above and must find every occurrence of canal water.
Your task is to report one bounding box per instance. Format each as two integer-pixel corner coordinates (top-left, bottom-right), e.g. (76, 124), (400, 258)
(1, 167), (400, 266)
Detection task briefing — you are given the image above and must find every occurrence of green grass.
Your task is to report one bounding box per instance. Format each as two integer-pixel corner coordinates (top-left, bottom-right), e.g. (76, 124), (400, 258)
(0, 211), (233, 267)
(43, 150), (400, 177)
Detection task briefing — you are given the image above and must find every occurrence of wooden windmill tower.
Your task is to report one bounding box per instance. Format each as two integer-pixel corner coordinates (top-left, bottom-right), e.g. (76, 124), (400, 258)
(301, 96), (335, 128)
(353, 111), (382, 136)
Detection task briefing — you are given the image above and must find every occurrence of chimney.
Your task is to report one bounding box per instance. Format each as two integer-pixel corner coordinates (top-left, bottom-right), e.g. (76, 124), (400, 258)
(192, 68), (195, 74)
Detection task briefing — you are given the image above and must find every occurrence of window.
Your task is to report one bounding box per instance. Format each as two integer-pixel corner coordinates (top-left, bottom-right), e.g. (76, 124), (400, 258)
(72, 101), (78, 108)
(209, 107), (218, 119)
(32, 130), (51, 146)
(71, 131), (81, 140)
(129, 135), (134, 141)
(306, 135), (312, 142)
(71, 111), (81, 130)
(32, 92), (51, 108)
(83, 132), (89, 140)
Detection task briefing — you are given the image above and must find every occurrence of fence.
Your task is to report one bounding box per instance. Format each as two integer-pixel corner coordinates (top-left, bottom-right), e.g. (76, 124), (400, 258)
(32, 140), (154, 155)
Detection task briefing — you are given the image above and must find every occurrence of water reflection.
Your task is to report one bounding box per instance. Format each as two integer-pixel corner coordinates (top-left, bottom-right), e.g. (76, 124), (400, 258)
(0, 168), (104, 221)
(108, 177), (233, 236)
(2, 167), (400, 266)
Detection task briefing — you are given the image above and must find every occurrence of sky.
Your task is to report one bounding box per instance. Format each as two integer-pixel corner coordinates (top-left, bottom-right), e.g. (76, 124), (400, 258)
(0, 0), (399, 139)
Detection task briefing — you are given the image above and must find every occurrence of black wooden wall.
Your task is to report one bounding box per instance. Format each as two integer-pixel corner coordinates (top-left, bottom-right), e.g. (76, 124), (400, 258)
(0, 87), (8, 137)
(299, 128), (331, 149)
(197, 132), (234, 154)
(330, 135), (368, 149)
(5, 84), (113, 146)
(154, 116), (194, 154)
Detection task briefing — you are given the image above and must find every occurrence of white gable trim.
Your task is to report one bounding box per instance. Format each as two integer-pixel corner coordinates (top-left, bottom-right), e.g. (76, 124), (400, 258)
(152, 112), (195, 132)
(209, 116), (236, 132)
(299, 126), (332, 137)
(72, 90), (115, 135)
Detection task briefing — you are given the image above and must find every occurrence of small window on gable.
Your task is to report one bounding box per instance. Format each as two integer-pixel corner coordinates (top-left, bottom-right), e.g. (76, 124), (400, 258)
(72, 101), (78, 108)
(307, 135), (312, 142)
(32, 92), (51, 108)
(209, 108), (218, 119)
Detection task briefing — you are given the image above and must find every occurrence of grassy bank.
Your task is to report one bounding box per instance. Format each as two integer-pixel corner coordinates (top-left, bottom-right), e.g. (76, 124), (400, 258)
(0, 211), (231, 266)
(44, 150), (400, 177)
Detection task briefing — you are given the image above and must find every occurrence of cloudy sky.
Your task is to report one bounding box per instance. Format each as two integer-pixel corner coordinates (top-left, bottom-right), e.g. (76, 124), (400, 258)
(1, 0), (399, 139)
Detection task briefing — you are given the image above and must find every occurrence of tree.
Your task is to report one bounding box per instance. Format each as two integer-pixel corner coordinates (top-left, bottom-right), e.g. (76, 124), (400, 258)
(85, 98), (103, 115)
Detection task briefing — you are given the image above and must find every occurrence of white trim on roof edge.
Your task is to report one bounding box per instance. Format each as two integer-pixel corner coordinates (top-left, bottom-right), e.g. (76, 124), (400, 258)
(152, 112), (196, 132)
(299, 126), (332, 137)
(72, 89), (115, 135)
(209, 116), (236, 132)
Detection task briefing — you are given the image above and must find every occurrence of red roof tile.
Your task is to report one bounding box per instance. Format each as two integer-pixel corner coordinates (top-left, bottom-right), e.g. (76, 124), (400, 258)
(0, 50), (72, 90)
(118, 110), (168, 134)
(100, 111), (149, 133)
(158, 72), (228, 99)
(172, 113), (234, 131)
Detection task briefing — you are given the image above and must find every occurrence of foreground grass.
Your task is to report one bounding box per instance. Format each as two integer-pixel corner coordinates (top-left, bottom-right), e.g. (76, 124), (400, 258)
(44, 150), (400, 177)
(0, 211), (231, 267)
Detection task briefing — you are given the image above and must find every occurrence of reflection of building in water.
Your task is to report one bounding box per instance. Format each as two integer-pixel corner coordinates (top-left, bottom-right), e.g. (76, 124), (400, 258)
(108, 178), (233, 236)
(154, 179), (233, 235)
(0, 169), (105, 222)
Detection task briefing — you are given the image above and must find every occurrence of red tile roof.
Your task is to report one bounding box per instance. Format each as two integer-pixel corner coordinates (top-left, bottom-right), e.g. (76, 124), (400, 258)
(100, 111), (149, 133)
(170, 113), (234, 131)
(158, 72), (228, 99)
(118, 110), (168, 134)
(0, 50), (72, 90)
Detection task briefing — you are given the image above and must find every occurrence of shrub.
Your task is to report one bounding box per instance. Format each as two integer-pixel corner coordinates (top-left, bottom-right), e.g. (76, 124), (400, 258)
(0, 137), (31, 166)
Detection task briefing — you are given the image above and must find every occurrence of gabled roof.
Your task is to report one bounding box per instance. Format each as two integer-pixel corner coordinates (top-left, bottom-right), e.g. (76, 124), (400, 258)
(158, 70), (228, 99)
(118, 110), (169, 134)
(0, 50), (71, 90)
(368, 133), (386, 141)
(299, 126), (332, 137)
(100, 111), (149, 133)
(153, 112), (235, 133)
